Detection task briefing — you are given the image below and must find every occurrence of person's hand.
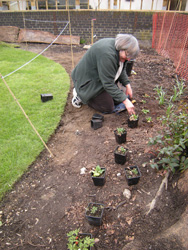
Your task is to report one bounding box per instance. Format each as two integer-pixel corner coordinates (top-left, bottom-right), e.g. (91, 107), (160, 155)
(123, 98), (135, 115)
(126, 84), (133, 99)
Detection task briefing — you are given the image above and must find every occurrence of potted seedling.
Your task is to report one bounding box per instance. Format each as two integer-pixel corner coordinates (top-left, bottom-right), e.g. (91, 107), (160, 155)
(125, 165), (141, 186)
(85, 202), (104, 226)
(67, 228), (95, 250)
(128, 114), (139, 128)
(114, 146), (128, 165)
(91, 165), (106, 186)
(114, 127), (127, 144)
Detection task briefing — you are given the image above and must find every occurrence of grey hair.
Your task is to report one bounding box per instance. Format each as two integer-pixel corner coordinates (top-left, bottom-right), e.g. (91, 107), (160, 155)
(115, 34), (140, 59)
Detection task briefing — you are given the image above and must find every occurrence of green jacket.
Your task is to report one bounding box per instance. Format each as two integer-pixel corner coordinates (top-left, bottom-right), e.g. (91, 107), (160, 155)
(71, 38), (130, 104)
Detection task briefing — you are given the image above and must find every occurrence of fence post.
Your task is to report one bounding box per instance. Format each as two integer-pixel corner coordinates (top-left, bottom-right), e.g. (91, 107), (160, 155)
(167, 0), (171, 11)
(119, 0), (121, 10)
(179, 0), (182, 11)
(140, 0), (143, 10)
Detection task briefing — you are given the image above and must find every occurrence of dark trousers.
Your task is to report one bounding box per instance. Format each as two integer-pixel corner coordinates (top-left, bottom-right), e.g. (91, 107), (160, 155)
(88, 90), (115, 113)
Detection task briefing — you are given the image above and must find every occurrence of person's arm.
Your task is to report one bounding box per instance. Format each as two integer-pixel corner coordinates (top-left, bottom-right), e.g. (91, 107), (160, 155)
(123, 98), (135, 115)
(125, 83), (133, 99)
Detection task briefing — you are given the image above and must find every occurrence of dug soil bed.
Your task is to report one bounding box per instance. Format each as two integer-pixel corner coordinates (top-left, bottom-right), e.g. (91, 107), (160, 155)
(0, 42), (188, 250)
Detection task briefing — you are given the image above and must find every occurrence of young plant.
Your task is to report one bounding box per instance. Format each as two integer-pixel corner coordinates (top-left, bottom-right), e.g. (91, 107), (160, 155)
(91, 165), (105, 177)
(67, 228), (95, 250)
(170, 79), (185, 102)
(142, 109), (150, 114)
(146, 117), (152, 123)
(143, 94), (150, 98)
(116, 127), (126, 135)
(91, 206), (98, 214)
(117, 146), (127, 154)
(129, 114), (139, 121)
(141, 99), (147, 104)
(86, 204), (104, 216)
(126, 167), (139, 178)
(154, 85), (165, 105)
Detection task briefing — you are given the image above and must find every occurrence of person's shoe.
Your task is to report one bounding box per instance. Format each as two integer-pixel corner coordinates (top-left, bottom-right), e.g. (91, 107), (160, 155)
(72, 88), (82, 108)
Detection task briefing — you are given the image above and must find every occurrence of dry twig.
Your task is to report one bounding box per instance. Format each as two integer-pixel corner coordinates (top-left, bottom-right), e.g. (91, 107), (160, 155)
(146, 170), (170, 215)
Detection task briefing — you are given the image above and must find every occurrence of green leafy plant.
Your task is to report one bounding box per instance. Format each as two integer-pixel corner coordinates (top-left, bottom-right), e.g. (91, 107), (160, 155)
(142, 109), (150, 114)
(170, 79), (185, 102)
(154, 85), (165, 105)
(126, 167), (139, 178)
(149, 104), (188, 173)
(67, 228), (95, 250)
(146, 117), (152, 123)
(129, 114), (139, 121)
(91, 206), (98, 214)
(91, 165), (105, 177)
(117, 146), (127, 154)
(141, 99), (147, 104)
(86, 203), (104, 216)
(116, 127), (126, 135)
(80, 38), (86, 44)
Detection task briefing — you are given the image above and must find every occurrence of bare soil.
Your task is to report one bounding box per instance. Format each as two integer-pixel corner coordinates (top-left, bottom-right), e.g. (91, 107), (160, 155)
(0, 42), (188, 250)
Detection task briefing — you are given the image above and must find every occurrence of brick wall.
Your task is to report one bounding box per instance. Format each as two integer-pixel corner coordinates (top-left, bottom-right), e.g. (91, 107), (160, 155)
(0, 11), (153, 43)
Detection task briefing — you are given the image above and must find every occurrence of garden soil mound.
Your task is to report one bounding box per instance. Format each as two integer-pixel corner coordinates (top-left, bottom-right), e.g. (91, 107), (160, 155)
(0, 42), (188, 250)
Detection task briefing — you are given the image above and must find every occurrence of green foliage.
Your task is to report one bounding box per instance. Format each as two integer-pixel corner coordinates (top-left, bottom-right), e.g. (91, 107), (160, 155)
(154, 85), (165, 105)
(170, 79), (185, 102)
(149, 80), (188, 173)
(91, 206), (98, 214)
(116, 127), (126, 135)
(142, 109), (150, 114)
(146, 117), (152, 123)
(0, 44), (70, 200)
(91, 165), (105, 177)
(126, 167), (139, 178)
(131, 168), (138, 176)
(67, 228), (95, 250)
(141, 99), (147, 104)
(80, 38), (86, 44)
(118, 146), (127, 154)
(129, 114), (139, 121)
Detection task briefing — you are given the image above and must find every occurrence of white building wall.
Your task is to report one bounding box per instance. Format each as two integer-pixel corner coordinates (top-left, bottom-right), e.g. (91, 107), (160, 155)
(186, 0), (188, 11)
(90, 0), (164, 11)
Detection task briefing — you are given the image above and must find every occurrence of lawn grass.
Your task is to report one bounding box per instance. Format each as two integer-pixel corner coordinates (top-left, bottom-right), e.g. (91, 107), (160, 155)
(0, 43), (70, 200)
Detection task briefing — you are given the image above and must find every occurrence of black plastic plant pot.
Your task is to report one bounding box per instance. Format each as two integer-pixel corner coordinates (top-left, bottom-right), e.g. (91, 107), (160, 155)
(125, 166), (141, 186)
(85, 202), (104, 226)
(41, 93), (53, 102)
(92, 113), (104, 121)
(91, 119), (103, 130)
(128, 117), (139, 128)
(114, 130), (127, 144)
(78, 233), (93, 250)
(126, 60), (134, 76)
(114, 146), (128, 165)
(91, 168), (106, 186)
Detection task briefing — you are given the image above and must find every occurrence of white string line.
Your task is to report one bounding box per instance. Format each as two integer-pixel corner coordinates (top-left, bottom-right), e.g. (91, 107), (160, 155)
(24, 18), (68, 23)
(2, 21), (69, 79)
